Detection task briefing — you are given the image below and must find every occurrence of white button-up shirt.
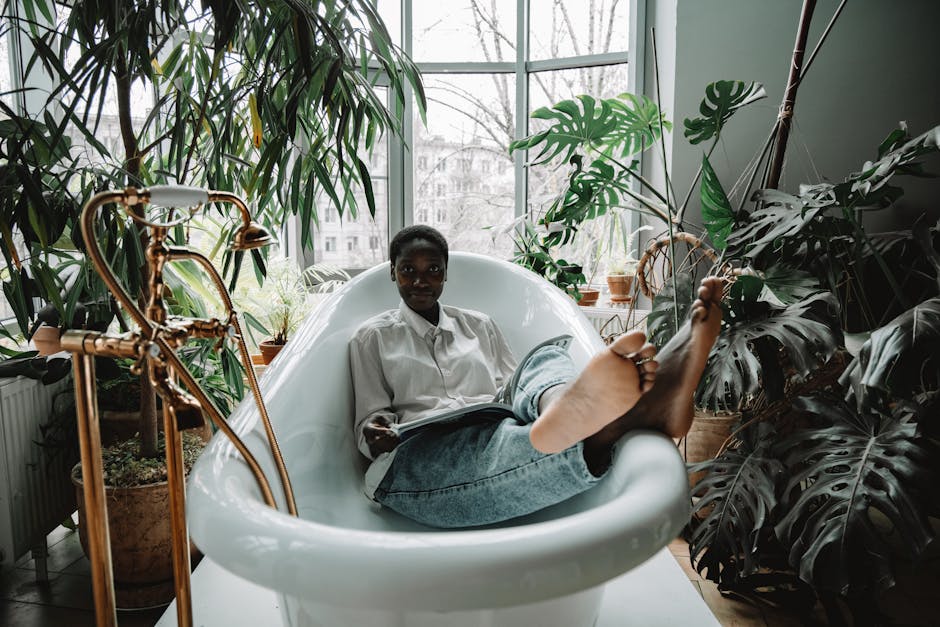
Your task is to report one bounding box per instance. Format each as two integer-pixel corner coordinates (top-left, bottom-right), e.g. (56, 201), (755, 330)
(349, 301), (517, 496)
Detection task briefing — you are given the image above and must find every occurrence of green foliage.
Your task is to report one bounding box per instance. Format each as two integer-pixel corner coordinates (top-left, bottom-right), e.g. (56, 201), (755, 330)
(700, 154), (735, 251)
(4, 0), (416, 464)
(842, 296), (940, 419)
(775, 396), (934, 597)
(645, 271), (695, 348)
(697, 291), (842, 411)
(6, 0), (423, 334)
(689, 423), (786, 588)
(683, 80), (767, 145)
(506, 81), (762, 287)
(725, 124), (940, 330)
(504, 218), (587, 298)
(690, 294), (939, 600)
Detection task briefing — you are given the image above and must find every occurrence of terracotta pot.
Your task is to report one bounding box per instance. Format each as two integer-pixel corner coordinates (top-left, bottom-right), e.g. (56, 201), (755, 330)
(32, 324), (62, 356)
(679, 408), (741, 489)
(259, 339), (286, 364)
(72, 467), (180, 608)
(606, 274), (634, 303)
(577, 288), (600, 307)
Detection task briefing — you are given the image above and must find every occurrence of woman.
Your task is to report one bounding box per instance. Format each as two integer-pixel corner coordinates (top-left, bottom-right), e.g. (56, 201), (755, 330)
(349, 225), (723, 527)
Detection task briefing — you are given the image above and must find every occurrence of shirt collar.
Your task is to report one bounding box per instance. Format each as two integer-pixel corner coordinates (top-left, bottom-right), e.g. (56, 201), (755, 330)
(398, 300), (455, 337)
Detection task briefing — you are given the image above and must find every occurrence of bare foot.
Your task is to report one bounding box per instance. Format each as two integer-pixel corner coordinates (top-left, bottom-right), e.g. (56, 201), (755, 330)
(591, 276), (725, 445)
(528, 330), (657, 454)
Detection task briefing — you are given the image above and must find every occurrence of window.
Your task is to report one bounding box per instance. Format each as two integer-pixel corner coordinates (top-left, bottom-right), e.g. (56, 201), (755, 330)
(325, 236), (337, 252)
(346, 236), (359, 251)
(369, 235), (380, 250)
(276, 1), (638, 268)
(397, 0), (637, 261)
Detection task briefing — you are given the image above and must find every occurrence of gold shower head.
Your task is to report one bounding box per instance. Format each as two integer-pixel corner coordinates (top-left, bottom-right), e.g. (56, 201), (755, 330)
(231, 221), (275, 251)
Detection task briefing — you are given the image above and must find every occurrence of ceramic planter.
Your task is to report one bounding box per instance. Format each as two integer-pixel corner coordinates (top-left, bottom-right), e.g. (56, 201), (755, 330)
(606, 274), (634, 303)
(259, 340), (286, 365)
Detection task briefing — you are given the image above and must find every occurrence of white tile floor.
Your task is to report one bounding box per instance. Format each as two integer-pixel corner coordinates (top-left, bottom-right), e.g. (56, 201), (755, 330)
(156, 548), (719, 627)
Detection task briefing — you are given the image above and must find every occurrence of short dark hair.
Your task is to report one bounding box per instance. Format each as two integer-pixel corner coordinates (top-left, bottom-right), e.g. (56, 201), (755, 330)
(389, 225), (449, 266)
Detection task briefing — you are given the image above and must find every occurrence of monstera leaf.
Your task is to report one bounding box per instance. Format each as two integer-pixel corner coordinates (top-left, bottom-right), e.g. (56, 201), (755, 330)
(689, 423), (786, 587)
(510, 92), (670, 168)
(837, 124), (940, 208)
(683, 80), (766, 145)
(509, 95), (619, 166)
(543, 157), (669, 233)
(645, 272), (696, 349)
(758, 265), (823, 307)
(696, 291), (842, 411)
(725, 188), (828, 260)
(842, 297), (940, 414)
(604, 92), (671, 158)
(775, 396), (935, 596)
(701, 154), (735, 251)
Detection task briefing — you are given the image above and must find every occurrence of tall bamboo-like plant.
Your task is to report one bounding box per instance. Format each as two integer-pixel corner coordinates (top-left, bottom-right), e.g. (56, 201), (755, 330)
(1, 0), (424, 459)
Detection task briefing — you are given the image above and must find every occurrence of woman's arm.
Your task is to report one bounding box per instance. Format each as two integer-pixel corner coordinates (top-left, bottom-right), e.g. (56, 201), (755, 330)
(349, 329), (401, 459)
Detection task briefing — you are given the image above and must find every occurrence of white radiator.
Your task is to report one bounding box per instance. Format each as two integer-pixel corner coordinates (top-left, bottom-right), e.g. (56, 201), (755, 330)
(580, 305), (649, 341)
(0, 375), (75, 569)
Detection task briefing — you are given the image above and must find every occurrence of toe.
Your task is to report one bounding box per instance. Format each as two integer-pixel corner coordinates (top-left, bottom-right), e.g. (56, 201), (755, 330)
(609, 330), (646, 356)
(700, 277), (724, 303)
(631, 343), (657, 360)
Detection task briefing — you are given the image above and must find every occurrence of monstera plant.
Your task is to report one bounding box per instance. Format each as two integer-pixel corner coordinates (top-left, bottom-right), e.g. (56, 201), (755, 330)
(686, 125), (940, 621)
(508, 80), (765, 298)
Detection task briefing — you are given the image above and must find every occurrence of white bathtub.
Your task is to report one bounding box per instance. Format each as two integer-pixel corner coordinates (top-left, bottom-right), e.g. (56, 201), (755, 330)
(186, 252), (690, 626)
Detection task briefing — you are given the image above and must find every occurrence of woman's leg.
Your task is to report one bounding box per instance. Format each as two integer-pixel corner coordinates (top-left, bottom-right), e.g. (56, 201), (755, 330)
(374, 345), (596, 528)
(373, 417), (600, 528)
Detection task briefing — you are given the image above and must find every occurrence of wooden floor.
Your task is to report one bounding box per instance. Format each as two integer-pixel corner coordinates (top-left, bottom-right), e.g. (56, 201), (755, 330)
(669, 537), (940, 627)
(2, 521), (937, 626)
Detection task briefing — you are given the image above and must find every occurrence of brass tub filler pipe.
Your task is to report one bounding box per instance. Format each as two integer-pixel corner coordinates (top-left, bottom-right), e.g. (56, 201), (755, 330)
(62, 186), (297, 627)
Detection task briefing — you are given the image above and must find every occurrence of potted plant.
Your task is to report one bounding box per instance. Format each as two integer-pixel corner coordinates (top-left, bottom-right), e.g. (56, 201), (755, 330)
(506, 81), (765, 308)
(3, 0), (421, 607)
(684, 123), (940, 620)
(237, 258), (348, 364)
(600, 222), (651, 304)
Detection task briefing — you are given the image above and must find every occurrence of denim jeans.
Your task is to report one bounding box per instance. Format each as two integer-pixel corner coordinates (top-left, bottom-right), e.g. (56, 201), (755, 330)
(374, 344), (604, 528)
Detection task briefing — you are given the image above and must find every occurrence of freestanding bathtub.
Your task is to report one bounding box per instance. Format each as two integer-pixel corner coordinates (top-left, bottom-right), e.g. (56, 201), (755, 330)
(186, 252), (690, 627)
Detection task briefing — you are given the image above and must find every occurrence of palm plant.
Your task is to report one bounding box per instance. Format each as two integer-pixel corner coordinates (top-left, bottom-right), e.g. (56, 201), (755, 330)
(1, 0), (423, 461)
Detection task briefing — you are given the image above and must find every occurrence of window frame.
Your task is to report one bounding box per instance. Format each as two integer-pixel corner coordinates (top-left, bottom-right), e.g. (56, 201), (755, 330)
(384, 0), (644, 257)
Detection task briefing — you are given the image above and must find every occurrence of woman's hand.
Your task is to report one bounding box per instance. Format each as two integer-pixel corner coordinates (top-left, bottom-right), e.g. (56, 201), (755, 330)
(363, 415), (401, 457)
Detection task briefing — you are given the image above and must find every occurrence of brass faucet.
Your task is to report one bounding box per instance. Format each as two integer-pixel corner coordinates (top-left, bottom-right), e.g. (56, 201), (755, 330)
(62, 186), (297, 627)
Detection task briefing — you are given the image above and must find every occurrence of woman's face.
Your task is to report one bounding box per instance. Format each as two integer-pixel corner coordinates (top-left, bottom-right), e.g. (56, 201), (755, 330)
(391, 238), (447, 314)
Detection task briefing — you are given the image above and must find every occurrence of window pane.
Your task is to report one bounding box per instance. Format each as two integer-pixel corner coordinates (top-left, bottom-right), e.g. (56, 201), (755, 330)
(526, 64), (629, 278)
(0, 24), (12, 108)
(526, 63), (628, 217)
(375, 0), (402, 48)
(529, 0), (630, 61)
(414, 74), (516, 258)
(312, 84), (389, 270)
(314, 178), (389, 269)
(412, 0), (515, 63)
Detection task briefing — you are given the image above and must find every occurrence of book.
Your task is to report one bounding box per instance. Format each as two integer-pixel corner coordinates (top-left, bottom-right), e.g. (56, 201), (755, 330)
(389, 334), (573, 439)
